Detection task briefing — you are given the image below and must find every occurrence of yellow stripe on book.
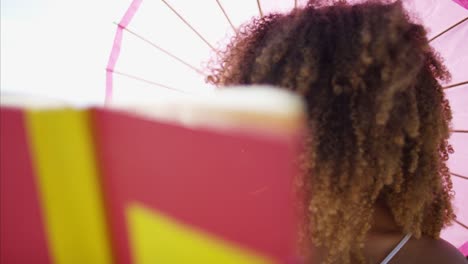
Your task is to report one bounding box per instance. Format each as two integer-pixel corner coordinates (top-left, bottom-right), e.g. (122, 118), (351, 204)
(26, 109), (112, 264)
(127, 204), (275, 264)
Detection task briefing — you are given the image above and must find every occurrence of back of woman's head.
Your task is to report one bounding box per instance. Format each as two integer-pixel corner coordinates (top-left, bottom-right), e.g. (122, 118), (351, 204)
(208, 0), (455, 263)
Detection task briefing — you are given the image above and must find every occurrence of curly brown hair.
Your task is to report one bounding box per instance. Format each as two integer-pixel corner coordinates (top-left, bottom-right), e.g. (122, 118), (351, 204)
(207, 1), (456, 263)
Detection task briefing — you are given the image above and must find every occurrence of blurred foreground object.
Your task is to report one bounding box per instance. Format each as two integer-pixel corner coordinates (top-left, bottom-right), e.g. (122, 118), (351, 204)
(0, 86), (305, 264)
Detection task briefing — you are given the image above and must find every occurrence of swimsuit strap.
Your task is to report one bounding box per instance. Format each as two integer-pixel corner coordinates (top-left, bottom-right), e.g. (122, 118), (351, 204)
(380, 233), (412, 264)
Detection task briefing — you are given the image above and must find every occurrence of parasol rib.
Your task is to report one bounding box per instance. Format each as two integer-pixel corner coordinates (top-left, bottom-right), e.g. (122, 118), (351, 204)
(215, 0), (237, 33)
(451, 172), (468, 180)
(454, 219), (468, 230)
(452, 130), (468, 134)
(257, 0), (264, 17)
(294, 0), (298, 9)
(106, 0), (143, 105)
(429, 17), (468, 42)
(114, 22), (204, 76)
(443, 81), (468, 90)
(161, 0), (216, 51)
(107, 69), (190, 94)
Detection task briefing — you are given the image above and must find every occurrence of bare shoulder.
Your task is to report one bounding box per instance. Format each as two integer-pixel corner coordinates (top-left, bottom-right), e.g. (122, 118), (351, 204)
(400, 236), (467, 264)
(421, 237), (466, 262)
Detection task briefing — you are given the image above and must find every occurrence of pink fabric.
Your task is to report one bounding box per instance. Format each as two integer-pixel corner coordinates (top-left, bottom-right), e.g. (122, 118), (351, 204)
(105, 0), (143, 105)
(453, 0), (468, 9)
(459, 241), (468, 256)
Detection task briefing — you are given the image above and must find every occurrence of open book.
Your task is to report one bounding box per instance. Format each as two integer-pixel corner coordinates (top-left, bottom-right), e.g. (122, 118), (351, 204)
(0, 86), (305, 264)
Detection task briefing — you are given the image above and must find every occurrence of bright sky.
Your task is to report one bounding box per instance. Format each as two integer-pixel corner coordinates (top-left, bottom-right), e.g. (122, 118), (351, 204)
(0, 0), (305, 106)
(1, 0), (132, 105)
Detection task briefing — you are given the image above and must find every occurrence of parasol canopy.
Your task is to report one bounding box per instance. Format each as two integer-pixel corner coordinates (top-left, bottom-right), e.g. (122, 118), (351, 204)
(107, 0), (468, 250)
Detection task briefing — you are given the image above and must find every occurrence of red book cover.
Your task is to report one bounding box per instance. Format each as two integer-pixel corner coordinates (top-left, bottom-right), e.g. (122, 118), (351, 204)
(92, 108), (302, 264)
(0, 108), (51, 264)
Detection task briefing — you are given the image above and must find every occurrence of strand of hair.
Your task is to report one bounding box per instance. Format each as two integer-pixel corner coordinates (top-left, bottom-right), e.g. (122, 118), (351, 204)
(107, 69), (191, 94)
(429, 17), (468, 43)
(452, 130), (467, 134)
(215, 0), (237, 33)
(451, 172), (468, 180)
(160, 0), (216, 51)
(257, 0), (264, 17)
(443, 81), (468, 90)
(454, 219), (468, 230)
(114, 23), (205, 76)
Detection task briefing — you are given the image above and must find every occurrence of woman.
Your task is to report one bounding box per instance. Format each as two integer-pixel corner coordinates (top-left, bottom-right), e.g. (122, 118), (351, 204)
(207, 1), (466, 263)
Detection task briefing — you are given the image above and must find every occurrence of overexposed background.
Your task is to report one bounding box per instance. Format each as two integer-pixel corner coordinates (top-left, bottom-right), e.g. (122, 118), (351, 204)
(0, 0), (306, 105)
(1, 0), (136, 105)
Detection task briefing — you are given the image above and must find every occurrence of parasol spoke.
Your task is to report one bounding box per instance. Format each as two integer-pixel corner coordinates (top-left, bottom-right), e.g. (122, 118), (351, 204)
(114, 22), (204, 76)
(294, 0), (298, 9)
(107, 69), (191, 94)
(215, 0), (237, 33)
(443, 81), (468, 90)
(161, 0), (216, 51)
(451, 172), (468, 180)
(451, 130), (468, 133)
(454, 219), (468, 230)
(257, 0), (264, 18)
(429, 17), (468, 42)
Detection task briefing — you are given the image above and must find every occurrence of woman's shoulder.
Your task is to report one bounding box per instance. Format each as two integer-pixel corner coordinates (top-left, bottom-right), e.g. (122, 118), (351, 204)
(399, 236), (467, 264)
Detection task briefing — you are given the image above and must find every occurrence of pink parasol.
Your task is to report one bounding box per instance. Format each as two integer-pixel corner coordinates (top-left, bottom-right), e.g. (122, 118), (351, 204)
(106, 0), (467, 253)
